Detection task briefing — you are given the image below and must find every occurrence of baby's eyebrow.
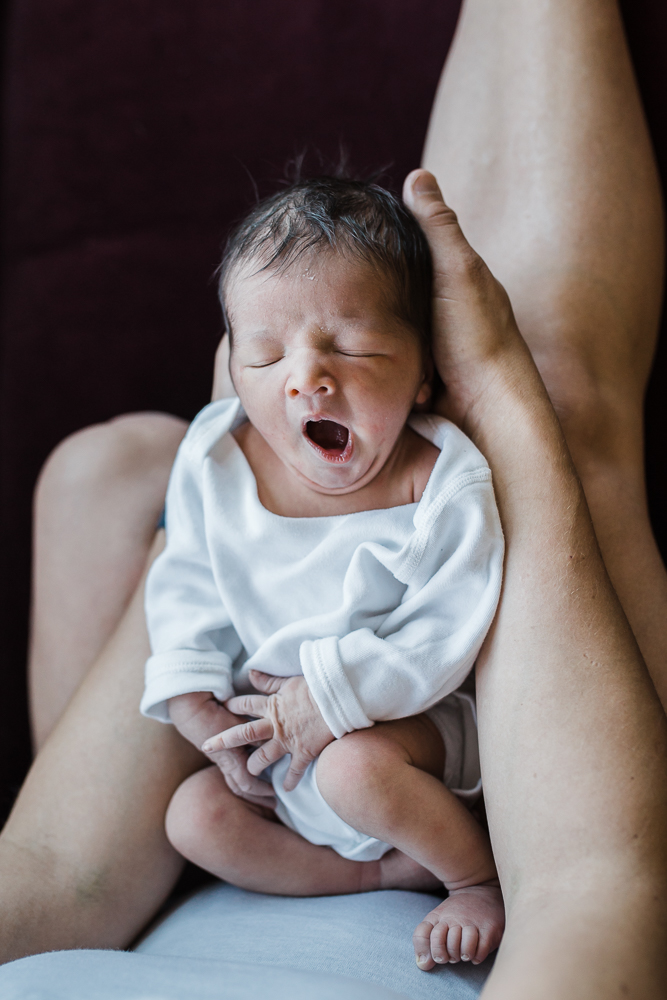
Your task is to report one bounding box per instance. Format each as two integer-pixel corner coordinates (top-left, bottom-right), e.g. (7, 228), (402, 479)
(233, 328), (279, 343)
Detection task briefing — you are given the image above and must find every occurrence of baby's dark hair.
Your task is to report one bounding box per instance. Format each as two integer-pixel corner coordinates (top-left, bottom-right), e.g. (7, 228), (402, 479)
(217, 176), (433, 348)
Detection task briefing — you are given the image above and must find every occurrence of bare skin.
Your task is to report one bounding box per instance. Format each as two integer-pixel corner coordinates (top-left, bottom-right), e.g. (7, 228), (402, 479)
(0, 1), (664, 997)
(405, 169), (667, 994)
(28, 413), (189, 749)
(422, 0), (667, 704)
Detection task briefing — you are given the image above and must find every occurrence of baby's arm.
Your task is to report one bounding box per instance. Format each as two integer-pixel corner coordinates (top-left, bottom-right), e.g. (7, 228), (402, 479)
(299, 473), (504, 738)
(142, 403), (274, 802)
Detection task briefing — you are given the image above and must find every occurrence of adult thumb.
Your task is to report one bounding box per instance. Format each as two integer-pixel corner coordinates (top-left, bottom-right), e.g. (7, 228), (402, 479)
(402, 169), (477, 279)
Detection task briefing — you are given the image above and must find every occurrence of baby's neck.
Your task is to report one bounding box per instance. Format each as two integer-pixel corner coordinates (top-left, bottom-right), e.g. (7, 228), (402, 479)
(233, 421), (439, 518)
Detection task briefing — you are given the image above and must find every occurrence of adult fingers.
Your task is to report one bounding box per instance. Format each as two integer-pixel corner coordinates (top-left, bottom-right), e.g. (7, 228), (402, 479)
(225, 693), (269, 717)
(219, 761), (276, 806)
(248, 669), (287, 694)
(402, 168), (524, 424)
(282, 755), (313, 791)
(214, 747), (276, 801)
(202, 718), (272, 752)
(403, 170), (480, 287)
(247, 738), (286, 775)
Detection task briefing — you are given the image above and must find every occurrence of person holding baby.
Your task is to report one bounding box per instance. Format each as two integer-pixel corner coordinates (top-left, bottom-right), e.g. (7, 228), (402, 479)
(2, 1), (667, 998)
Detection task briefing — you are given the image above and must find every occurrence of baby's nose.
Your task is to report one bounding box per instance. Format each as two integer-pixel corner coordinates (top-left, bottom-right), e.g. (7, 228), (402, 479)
(286, 356), (335, 397)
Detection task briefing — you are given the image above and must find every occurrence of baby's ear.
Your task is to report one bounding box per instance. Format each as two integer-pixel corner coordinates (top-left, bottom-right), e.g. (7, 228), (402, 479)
(211, 334), (236, 401)
(412, 355), (435, 411)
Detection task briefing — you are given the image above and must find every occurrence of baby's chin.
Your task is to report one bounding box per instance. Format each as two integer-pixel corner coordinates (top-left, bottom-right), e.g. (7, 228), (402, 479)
(290, 452), (378, 495)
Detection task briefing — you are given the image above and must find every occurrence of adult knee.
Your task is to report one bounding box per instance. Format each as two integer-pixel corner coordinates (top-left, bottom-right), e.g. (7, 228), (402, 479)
(35, 413), (186, 513)
(529, 322), (645, 478)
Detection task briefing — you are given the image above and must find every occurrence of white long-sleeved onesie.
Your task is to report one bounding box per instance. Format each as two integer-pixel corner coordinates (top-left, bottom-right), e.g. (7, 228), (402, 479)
(141, 398), (504, 860)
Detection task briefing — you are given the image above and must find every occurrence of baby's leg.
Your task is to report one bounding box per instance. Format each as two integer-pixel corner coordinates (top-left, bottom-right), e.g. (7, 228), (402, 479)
(316, 717), (504, 966)
(165, 766), (437, 897)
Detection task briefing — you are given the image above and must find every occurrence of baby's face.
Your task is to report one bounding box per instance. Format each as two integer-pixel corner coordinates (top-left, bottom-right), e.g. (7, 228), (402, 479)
(226, 252), (431, 495)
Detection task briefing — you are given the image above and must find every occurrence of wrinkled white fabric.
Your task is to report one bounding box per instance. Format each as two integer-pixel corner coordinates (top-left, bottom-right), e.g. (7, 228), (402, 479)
(141, 397), (502, 856)
(142, 398), (504, 739)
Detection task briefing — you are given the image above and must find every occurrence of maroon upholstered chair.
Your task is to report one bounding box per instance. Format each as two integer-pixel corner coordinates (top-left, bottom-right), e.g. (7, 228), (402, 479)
(1, 0), (665, 822)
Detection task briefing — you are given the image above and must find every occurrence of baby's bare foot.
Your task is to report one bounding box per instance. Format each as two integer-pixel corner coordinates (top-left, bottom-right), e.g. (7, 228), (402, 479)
(413, 883), (504, 970)
(377, 849), (442, 892)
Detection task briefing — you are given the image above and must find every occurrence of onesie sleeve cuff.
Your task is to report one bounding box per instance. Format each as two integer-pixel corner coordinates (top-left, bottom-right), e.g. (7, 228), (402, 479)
(300, 636), (373, 739)
(140, 650), (235, 723)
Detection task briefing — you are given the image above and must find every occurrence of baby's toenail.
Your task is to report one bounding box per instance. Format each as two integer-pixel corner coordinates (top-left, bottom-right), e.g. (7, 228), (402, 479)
(461, 954), (470, 962)
(416, 955), (430, 968)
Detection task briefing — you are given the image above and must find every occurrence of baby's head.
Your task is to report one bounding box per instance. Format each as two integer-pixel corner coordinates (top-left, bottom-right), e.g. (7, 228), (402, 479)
(218, 177), (434, 495)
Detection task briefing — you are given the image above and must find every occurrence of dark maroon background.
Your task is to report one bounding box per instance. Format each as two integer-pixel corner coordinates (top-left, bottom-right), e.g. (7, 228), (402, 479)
(1, 1), (665, 823)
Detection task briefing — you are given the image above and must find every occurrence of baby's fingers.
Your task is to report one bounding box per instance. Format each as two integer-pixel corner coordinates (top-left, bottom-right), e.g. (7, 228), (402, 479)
(202, 718), (272, 752)
(413, 919), (438, 970)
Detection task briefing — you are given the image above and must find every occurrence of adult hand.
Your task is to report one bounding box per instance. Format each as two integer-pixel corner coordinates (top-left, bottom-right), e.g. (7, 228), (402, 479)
(202, 669), (335, 791)
(403, 170), (540, 433)
(168, 691), (276, 807)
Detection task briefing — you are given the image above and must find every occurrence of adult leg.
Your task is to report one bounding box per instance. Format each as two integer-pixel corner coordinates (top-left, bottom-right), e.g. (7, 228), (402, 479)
(422, 0), (667, 701)
(0, 416), (204, 962)
(420, 2), (667, 994)
(29, 412), (187, 747)
(406, 171), (667, 998)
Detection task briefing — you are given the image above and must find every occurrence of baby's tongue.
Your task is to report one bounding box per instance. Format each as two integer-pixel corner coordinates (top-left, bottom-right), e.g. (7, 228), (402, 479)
(306, 419), (349, 452)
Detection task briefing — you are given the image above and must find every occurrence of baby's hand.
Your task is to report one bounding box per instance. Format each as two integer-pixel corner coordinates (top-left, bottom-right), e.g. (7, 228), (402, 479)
(168, 692), (276, 807)
(413, 882), (504, 969)
(202, 670), (334, 791)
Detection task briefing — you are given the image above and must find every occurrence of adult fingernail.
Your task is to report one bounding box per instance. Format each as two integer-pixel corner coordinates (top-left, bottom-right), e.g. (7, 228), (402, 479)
(412, 171), (440, 195)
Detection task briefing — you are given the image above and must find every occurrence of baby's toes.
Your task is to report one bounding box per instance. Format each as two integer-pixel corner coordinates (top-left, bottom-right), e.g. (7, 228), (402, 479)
(459, 925), (479, 963)
(446, 924), (462, 963)
(474, 920), (504, 965)
(413, 919), (437, 970)
(429, 921), (451, 966)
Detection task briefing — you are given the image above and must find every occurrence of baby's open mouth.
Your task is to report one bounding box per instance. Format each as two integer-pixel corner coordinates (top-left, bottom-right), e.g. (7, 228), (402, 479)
(304, 419), (352, 462)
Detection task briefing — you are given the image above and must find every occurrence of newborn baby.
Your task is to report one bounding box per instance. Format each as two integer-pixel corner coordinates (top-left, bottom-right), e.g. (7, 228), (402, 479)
(141, 177), (505, 968)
